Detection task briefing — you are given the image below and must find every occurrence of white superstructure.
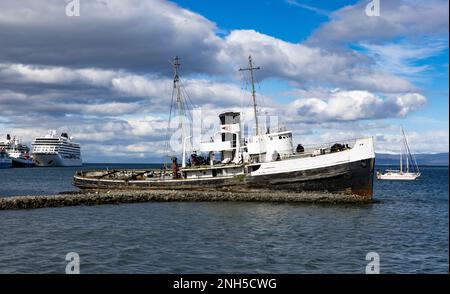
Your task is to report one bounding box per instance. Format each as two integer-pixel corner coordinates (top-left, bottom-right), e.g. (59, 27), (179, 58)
(181, 110), (374, 181)
(32, 130), (82, 167)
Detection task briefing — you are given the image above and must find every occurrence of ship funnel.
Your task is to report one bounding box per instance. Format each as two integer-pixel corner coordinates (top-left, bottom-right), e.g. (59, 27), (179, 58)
(219, 112), (240, 125)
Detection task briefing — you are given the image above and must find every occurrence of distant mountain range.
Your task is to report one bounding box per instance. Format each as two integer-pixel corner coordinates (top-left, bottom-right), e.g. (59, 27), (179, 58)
(376, 153), (449, 166)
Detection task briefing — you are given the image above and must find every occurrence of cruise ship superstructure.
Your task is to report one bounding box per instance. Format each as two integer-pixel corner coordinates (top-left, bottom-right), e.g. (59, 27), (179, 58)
(32, 131), (82, 167)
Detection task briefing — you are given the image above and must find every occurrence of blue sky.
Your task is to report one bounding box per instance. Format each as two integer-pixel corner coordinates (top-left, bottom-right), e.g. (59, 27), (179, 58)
(186, 0), (449, 142)
(0, 0), (448, 162)
(173, 0), (341, 42)
(173, 0), (449, 130)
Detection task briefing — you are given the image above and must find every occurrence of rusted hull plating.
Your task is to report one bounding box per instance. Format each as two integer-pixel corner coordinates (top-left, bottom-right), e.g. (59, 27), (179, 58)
(73, 158), (375, 200)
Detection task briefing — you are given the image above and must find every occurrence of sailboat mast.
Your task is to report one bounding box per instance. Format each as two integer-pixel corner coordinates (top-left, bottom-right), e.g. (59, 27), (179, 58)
(239, 55), (261, 135)
(406, 138), (410, 172)
(402, 127), (407, 173)
(400, 149), (403, 172)
(400, 127), (403, 173)
(402, 127), (420, 174)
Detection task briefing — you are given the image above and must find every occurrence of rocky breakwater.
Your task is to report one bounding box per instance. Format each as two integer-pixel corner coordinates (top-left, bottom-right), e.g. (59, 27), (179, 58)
(0, 189), (374, 210)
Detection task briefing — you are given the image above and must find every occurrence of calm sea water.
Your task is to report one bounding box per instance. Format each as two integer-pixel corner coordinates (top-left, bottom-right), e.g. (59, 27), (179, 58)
(0, 165), (448, 273)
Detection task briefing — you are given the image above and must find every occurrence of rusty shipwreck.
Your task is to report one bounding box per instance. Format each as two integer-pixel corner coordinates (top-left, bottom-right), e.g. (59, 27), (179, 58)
(73, 56), (375, 200)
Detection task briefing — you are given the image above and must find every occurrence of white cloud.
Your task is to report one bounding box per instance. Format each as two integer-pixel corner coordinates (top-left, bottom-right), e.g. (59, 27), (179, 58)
(358, 40), (448, 76)
(308, 0), (449, 46)
(0, 0), (224, 74)
(0, 63), (117, 86)
(374, 130), (449, 154)
(219, 30), (416, 92)
(286, 90), (426, 122)
(0, 0), (426, 93)
(0, 0), (446, 160)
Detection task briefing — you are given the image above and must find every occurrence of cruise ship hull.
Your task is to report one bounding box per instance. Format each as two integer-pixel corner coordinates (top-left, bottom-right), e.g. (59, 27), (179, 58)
(33, 154), (82, 167)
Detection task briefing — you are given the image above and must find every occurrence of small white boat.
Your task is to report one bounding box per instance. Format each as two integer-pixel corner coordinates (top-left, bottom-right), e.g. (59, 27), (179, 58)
(377, 127), (420, 180)
(376, 170), (420, 180)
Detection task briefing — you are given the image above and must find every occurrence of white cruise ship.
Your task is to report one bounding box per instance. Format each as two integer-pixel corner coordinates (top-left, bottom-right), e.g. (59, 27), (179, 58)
(32, 130), (82, 167)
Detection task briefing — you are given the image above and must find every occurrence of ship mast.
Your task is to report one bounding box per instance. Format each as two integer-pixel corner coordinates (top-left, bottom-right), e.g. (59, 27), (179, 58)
(172, 56), (185, 135)
(165, 56), (191, 163)
(239, 55), (261, 135)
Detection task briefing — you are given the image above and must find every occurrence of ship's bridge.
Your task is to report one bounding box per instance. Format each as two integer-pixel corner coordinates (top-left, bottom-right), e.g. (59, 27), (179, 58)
(196, 111), (242, 164)
(247, 130), (294, 162)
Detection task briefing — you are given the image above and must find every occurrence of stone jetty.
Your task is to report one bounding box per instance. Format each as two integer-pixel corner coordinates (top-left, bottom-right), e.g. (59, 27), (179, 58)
(0, 189), (373, 210)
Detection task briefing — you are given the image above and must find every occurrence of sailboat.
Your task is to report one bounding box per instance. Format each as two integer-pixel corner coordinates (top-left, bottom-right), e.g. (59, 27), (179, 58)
(377, 127), (421, 180)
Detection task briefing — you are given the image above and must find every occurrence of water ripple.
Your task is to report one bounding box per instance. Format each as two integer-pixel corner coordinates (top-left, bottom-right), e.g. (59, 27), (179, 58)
(0, 166), (448, 273)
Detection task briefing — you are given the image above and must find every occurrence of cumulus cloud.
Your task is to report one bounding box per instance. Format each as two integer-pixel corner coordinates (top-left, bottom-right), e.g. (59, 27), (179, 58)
(0, 0), (224, 75)
(0, 0), (424, 93)
(0, 63), (117, 86)
(219, 29), (416, 92)
(0, 62), (272, 110)
(374, 130), (449, 154)
(0, 0), (446, 161)
(286, 90), (426, 122)
(308, 0), (449, 46)
(290, 124), (449, 154)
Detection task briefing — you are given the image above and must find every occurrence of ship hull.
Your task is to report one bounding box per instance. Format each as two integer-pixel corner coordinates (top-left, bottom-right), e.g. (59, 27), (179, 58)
(11, 157), (35, 168)
(73, 137), (375, 200)
(0, 160), (12, 169)
(33, 154), (82, 167)
(246, 158), (374, 198)
(73, 158), (375, 200)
